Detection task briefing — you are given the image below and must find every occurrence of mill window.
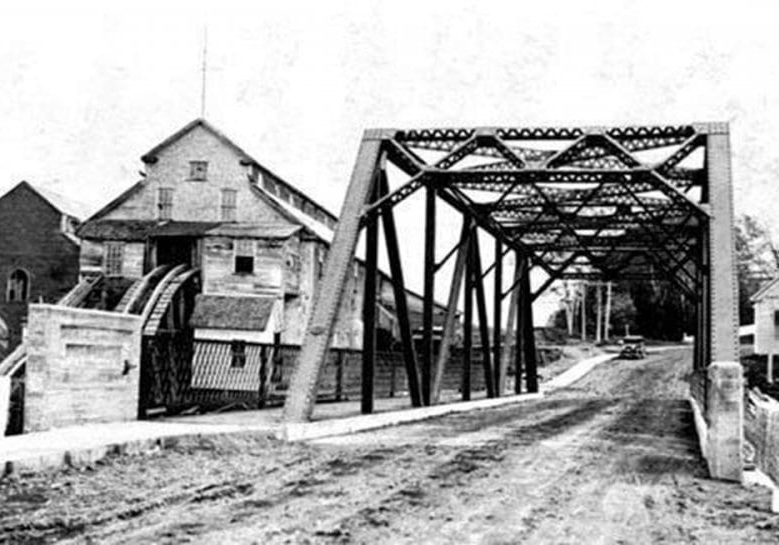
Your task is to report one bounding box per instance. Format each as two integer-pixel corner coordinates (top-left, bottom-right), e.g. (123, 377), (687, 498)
(234, 239), (254, 274)
(158, 187), (174, 220)
(262, 176), (276, 194)
(189, 161), (208, 181)
(221, 189), (237, 222)
(104, 243), (124, 277)
(317, 246), (326, 280)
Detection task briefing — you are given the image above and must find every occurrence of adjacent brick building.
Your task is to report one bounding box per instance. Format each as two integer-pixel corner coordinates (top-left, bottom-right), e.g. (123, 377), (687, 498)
(0, 181), (84, 358)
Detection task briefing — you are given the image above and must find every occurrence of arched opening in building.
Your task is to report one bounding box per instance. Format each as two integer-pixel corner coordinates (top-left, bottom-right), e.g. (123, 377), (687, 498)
(7, 269), (30, 302)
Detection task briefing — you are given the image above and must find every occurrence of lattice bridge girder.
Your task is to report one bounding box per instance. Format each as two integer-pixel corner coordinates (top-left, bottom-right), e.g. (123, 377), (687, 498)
(283, 122), (739, 461)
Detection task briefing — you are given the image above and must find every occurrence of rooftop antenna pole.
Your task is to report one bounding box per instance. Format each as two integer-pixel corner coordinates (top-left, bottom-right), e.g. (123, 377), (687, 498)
(200, 26), (208, 118)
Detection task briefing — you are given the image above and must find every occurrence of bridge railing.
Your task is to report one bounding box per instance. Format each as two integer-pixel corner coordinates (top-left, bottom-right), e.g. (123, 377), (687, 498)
(142, 339), (511, 416)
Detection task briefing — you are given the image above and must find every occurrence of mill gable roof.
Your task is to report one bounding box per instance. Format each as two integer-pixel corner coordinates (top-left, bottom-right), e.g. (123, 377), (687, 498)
(80, 118), (338, 242)
(141, 118), (254, 165)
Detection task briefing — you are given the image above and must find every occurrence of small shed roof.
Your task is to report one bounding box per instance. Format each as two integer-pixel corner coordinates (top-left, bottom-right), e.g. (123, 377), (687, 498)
(152, 221), (221, 237)
(205, 223), (302, 239)
(189, 295), (276, 331)
(77, 219), (158, 241)
(256, 186), (335, 243)
(78, 220), (302, 242)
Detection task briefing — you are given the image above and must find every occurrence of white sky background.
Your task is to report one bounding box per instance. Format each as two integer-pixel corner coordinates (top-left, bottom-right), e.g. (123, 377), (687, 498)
(3, 0), (779, 323)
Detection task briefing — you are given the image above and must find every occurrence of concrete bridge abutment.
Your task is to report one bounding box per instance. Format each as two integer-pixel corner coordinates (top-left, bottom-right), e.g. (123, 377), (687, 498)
(705, 361), (744, 482)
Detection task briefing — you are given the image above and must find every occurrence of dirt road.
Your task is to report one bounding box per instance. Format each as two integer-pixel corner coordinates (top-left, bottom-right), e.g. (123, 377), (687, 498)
(2, 348), (778, 544)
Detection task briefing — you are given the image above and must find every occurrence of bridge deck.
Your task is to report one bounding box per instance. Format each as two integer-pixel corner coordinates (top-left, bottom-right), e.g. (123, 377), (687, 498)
(1, 347), (773, 543)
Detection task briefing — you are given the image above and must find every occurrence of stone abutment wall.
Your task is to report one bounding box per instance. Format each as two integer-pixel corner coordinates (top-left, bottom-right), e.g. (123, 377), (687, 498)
(24, 304), (141, 432)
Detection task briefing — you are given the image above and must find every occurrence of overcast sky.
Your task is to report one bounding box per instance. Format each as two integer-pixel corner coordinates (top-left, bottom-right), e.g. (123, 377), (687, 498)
(3, 1), (779, 319)
(3, 0), (779, 225)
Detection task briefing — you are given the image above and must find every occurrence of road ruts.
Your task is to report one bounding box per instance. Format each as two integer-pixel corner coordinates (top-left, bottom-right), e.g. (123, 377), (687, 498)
(3, 348), (778, 544)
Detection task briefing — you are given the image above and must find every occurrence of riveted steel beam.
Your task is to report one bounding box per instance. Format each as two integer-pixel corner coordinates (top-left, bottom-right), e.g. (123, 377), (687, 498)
(284, 137), (383, 423)
(286, 122), (737, 457)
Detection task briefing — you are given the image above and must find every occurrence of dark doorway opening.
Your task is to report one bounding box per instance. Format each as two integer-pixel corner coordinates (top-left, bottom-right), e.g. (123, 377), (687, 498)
(156, 237), (196, 268)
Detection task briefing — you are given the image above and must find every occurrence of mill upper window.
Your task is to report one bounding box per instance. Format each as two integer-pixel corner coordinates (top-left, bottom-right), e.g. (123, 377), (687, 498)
(189, 161), (208, 181)
(158, 188), (174, 220)
(234, 239), (255, 275)
(221, 189), (237, 222)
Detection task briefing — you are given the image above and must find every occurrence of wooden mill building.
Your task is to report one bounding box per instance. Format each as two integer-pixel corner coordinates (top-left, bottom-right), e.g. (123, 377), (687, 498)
(77, 119), (445, 355)
(751, 277), (779, 356)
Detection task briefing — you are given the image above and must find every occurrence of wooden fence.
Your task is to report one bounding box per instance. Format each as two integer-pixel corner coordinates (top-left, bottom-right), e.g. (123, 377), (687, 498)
(136, 339), (500, 415)
(185, 341), (493, 410)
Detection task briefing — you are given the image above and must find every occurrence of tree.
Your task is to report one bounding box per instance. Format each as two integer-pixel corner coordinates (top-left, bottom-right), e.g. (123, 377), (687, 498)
(735, 214), (779, 325)
(549, 280), (637, 341)
(629, 280), (690, 341)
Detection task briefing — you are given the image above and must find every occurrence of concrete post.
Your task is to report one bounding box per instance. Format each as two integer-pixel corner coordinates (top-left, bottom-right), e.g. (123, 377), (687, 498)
(704, 125), (742, 481)
(706, 361), (744, 482)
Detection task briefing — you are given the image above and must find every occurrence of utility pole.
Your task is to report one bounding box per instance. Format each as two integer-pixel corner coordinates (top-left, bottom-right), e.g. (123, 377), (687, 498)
(580, 282), (587, 341)
(595, 282), (603, 343)
(200, 26), (208, 118)
(604, 281), (613, 341)
(564, 281), (575, 336)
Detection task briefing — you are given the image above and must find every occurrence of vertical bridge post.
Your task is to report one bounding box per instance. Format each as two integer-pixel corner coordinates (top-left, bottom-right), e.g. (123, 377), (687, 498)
(518, 255), (538, 393)
(703, 124), (742, 482)
(462, 229), (474, 401)
(379, 172), (423, 408)
(493, 238), (503, 396)
(422, 185), (437, 405)
(361, 182), (380, 414)
(471, 233), (495, 398)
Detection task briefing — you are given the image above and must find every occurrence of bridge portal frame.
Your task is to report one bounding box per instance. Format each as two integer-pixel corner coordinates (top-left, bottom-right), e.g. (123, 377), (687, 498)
(282, 123), (741, 481)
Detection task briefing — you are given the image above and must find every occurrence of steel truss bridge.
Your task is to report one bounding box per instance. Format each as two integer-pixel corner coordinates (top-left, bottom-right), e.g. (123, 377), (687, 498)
(282, 123), (740, 477)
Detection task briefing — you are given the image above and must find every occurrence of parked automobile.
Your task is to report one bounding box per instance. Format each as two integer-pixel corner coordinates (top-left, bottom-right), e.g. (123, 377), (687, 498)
(619, 335), (646, 359)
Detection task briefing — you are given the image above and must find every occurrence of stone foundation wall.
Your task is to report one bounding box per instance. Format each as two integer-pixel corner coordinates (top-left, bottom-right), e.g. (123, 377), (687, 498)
(745, 388), (779, 484)
(24, 304), (142, 432)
